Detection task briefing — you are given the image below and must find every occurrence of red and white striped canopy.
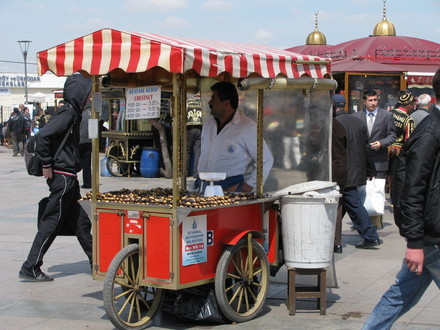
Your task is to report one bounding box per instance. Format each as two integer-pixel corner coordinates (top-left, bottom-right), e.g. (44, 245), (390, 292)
(37, 28), (331, 79)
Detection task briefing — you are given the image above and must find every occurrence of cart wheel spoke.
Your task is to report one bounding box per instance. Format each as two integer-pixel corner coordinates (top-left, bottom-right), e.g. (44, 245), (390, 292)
(126, 292), (135, 322)
(225, 277), (242, 294)
(228, 281), (243, 304)
(226, 272), (241, 280)
(118, 291), (135, 316)
(104, 243), (165, 329)
(215, 239), (269, 322)
(246, 284), (257, 301)
(231, 258), (244, 277)
(115, 278), (134, 289)
(120, 265), (135, 286)
(114, 288), (133, 301)
(252, 267), (263, 277)
(236, 284), (244, 311)
(244, 284), (250, 312)
(137, 288), (152, 310)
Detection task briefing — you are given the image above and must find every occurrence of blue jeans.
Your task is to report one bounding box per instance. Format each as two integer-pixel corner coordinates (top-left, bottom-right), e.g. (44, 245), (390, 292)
(362, 245), (440, 330)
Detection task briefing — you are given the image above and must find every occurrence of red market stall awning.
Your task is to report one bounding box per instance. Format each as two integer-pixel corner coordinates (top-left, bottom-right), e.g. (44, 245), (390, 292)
(37, 28), (331, 79)
(331, 58), (405, 73)
(287, 35), (440, 76)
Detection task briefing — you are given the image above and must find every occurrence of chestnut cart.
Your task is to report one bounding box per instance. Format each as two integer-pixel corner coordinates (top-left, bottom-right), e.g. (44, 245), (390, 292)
(37, 28), (336, 329)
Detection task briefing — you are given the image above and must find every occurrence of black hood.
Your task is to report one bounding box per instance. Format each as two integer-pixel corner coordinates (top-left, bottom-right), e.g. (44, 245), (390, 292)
(63, 74), (92, 113)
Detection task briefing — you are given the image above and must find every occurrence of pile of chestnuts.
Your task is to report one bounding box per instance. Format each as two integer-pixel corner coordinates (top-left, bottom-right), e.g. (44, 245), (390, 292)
(80, 187), (256, 208)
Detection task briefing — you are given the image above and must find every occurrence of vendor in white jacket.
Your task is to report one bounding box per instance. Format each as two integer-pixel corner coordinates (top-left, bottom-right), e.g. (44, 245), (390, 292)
(196, 82), (274, 192)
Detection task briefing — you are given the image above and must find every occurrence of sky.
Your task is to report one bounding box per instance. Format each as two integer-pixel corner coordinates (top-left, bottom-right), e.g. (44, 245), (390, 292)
(1, 0), (439, 74)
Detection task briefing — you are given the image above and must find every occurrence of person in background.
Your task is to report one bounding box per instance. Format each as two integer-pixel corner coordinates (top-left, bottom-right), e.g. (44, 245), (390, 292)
(362, 67), (440, 330)
(354, 89), (396, 230)
(196, 82), (273, 192)
(22, 107), (32, 140)
(8, 108), (26, 156)
(331, 96), (347, 253)
(79, 103), (92, 189)
(388, 91), (415, 217)
(333, 94), (378, 252)
(19, 74), (93, 282)
(3, 121), (11, 148)
(35, 108), (47, 131)
(411, 94), (432, 127)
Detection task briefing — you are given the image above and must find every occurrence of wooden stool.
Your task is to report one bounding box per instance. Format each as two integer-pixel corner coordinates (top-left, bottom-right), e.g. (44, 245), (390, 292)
(287, 267), (326, 315)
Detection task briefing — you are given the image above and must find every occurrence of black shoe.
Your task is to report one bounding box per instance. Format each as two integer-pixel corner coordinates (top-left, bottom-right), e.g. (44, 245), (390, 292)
(334, 245), (343, 254)
(19, 270), (54, 282)
(355, 239), (382, 249)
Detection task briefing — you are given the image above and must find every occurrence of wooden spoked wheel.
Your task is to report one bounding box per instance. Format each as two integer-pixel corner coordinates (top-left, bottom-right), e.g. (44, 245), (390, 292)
(106, 154), (130, 177)
(215, 237), (269, 322)
(103, 244), (164, 329)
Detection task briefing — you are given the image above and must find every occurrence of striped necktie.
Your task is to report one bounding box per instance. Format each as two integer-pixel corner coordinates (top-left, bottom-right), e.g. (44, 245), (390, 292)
(368, 112), (374, 137)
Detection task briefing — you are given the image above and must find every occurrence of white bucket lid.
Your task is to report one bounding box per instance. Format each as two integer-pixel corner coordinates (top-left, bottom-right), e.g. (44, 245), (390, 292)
(269, 180), (338, 197)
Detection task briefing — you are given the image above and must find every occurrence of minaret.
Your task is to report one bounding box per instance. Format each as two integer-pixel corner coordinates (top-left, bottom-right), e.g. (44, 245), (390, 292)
(372, 0), (396, 36)
(305, 12), (327, 45)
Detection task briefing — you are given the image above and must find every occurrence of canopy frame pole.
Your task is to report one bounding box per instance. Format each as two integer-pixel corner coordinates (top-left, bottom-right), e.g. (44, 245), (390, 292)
(172, 73), (186, 207)
(256, 89), (264, 198)
(91, 75), (100, 276)
(91, 76), (100, 199)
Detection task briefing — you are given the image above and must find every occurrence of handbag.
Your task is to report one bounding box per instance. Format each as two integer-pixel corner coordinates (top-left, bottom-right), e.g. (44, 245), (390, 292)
(24, 124), (73, 176)
(363, 178), (386, 216)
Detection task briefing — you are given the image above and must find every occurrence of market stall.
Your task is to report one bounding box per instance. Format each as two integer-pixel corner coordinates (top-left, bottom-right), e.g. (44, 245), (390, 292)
(286, 2), (440, 111)
(37, 28), (337, 329)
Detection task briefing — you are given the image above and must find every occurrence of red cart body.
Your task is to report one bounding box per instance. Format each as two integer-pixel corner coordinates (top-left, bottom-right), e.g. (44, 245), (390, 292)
(94, 199), (279, 290)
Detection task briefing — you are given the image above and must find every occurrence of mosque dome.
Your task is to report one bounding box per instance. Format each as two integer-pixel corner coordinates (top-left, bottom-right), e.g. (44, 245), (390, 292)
(373, 18), (396, 36)
(306, 31), (327, 45)
(305, 12), (327, 45)
(373, 0), (396, 36)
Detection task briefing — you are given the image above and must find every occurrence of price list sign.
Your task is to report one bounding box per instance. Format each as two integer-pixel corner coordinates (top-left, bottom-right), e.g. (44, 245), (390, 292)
(125, 86), (161, 120)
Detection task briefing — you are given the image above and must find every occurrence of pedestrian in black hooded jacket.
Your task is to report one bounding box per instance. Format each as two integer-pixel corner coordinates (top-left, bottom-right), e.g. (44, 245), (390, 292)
(19, 74), (93, 282)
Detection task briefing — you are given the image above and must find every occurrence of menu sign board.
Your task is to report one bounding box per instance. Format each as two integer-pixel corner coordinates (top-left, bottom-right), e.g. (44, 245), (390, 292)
(125, 86), (161, 120)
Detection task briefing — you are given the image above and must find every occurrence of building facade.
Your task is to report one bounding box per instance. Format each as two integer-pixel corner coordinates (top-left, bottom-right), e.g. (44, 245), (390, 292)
(0, 72), (66, 122)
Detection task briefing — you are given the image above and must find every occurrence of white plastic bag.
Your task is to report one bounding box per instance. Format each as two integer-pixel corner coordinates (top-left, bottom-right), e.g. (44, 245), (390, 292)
(363, 178), (386, 216)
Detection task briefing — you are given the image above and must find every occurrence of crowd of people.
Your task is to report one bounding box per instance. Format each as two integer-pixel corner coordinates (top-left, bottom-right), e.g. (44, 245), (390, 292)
(332, 89), (435, 252)
(1, 103), (58, 154)
(330, 70), (440, 329)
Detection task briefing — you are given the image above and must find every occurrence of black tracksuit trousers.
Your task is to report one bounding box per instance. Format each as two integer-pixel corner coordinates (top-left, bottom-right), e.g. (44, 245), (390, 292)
(21, 172), (92, 277)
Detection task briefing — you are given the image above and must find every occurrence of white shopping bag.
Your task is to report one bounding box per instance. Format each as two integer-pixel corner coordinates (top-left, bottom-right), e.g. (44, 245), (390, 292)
(363, 178), (386, 216)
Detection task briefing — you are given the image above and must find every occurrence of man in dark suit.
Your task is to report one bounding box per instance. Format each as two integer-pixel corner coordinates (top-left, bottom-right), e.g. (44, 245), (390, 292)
(354, 89), (396, 247)
(355, 89), (396, 178)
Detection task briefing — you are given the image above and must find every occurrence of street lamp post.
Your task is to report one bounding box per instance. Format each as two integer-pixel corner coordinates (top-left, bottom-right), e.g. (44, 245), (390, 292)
(18, 40), (32, 104)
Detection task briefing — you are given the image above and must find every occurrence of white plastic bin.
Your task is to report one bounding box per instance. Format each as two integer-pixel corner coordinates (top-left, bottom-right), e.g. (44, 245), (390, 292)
(281, 189), (339, 269)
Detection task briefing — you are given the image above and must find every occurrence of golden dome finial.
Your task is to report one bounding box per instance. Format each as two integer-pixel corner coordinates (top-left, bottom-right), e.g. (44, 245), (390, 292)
(314, 11), (319, 31)
(373, 0), (396, 36)
(306, 11), (327, 45)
